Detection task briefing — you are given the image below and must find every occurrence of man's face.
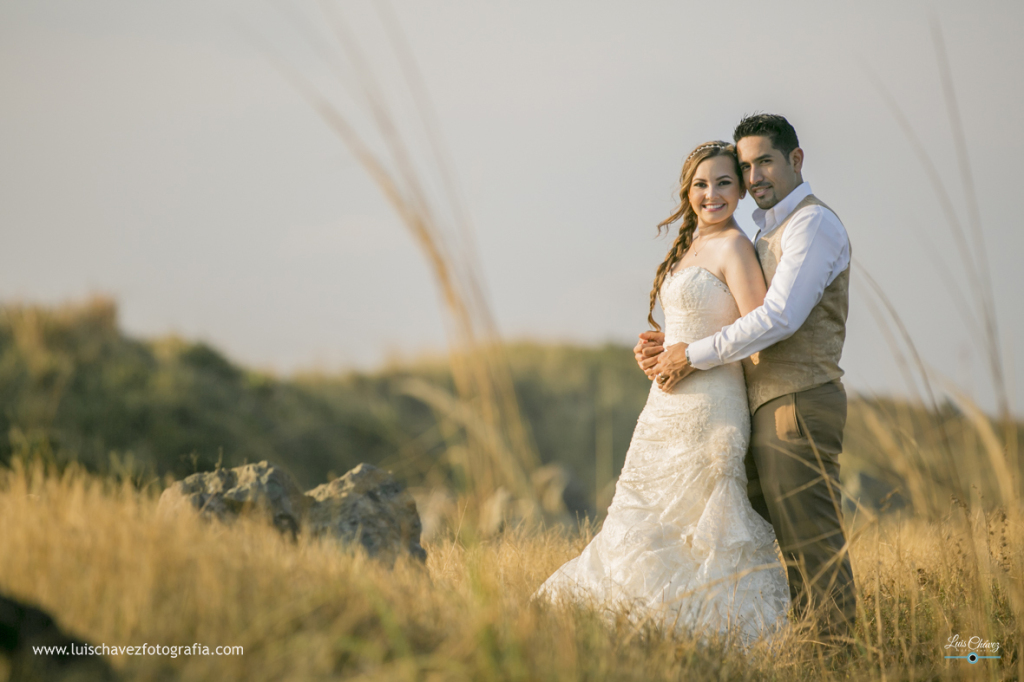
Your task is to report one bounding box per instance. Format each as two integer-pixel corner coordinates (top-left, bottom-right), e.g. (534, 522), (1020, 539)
(736, 135), (803, 210)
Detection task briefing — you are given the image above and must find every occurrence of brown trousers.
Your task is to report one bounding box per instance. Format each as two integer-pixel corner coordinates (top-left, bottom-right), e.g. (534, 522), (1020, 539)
(744, 380), (857, 638)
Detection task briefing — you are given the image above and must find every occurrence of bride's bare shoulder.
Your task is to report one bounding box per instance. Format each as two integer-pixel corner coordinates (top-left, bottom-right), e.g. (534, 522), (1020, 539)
(717, 228), (762, 283)
(719, 228), (757, 257)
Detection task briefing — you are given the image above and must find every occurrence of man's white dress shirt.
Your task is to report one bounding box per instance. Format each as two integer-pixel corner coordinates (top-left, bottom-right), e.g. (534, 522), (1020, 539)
(686, 182), (850, 370)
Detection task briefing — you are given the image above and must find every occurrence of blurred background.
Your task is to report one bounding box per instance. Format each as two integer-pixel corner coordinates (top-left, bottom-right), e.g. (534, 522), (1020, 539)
(0, 0), (1021, 531)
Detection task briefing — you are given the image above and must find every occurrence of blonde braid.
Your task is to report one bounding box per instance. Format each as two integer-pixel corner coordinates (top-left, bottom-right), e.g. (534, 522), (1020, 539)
(647, 217), (696, 331)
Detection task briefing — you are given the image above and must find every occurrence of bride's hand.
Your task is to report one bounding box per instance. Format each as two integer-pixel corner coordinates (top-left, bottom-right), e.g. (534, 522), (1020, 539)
(652, 342), (696, 392)
(634, 332), (665, 379)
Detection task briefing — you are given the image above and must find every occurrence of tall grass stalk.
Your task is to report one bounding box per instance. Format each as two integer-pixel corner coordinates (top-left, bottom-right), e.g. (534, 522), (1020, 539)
(861, 18), (1017, 484)
(256, 1), (541, 517)
(848, 18), (1022, 677)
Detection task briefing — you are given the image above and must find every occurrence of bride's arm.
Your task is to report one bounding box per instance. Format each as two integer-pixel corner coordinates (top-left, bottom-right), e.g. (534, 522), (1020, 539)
(720, 234), (767, 317)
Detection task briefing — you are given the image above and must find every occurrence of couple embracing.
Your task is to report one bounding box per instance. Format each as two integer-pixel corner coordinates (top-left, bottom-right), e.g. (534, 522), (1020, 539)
(533, 114), (857, 647)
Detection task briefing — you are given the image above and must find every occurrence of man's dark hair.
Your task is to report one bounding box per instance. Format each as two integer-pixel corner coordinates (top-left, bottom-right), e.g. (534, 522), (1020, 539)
(733, 113), (800, 159)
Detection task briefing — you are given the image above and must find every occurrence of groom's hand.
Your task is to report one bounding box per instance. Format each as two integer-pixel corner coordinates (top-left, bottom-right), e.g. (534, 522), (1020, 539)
(652, 341), (696, 392)
(634, 331), (665, 379)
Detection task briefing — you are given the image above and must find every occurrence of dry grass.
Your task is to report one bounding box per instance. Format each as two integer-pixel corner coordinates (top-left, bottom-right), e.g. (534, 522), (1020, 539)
(0, 8), (1008, 681)
(254, 0), (543, 516)
(1, 455), (1021, 681)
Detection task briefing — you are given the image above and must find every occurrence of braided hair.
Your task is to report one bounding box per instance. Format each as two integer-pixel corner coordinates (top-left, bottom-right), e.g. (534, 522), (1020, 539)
(647, 141), (742, 331)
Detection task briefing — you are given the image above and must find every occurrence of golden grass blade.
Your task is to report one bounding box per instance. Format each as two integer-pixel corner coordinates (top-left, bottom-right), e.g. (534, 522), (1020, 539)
(248, 7), (542, 512)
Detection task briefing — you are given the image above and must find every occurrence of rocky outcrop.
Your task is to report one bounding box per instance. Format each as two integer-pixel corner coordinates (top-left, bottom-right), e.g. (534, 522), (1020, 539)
(0, 593), (117, 681)
(306, 463), (427, 564)
(158, 461), (426, 563)
(157, 461), (307, 539)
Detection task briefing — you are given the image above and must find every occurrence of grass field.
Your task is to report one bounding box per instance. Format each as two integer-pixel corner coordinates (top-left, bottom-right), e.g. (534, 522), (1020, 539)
(1, 452), (1021, 681)
(2, 300), (1022, 680)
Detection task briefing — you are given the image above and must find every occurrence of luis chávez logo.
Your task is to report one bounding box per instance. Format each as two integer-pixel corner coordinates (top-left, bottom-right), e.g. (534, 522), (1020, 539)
(944, 634), (1001, 664)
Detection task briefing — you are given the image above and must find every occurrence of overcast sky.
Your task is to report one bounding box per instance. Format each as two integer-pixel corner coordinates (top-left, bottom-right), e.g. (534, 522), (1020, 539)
(1, 0), (1021, 415)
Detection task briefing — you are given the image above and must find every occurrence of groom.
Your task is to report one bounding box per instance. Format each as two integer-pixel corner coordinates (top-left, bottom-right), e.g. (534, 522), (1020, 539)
(635, 113), (857, 641)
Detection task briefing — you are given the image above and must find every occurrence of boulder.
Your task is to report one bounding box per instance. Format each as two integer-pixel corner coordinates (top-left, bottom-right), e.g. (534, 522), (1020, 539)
(157, 461), (307, 539)
(306, 463), (427, 564)
(158, 461), (427, 564)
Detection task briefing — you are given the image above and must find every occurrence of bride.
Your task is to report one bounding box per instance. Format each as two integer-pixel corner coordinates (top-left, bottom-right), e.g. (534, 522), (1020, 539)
(532, 141), (790, 646)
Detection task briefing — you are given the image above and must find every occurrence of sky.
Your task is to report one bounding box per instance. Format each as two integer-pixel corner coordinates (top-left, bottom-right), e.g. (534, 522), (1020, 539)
(1, 0), (1022, 415)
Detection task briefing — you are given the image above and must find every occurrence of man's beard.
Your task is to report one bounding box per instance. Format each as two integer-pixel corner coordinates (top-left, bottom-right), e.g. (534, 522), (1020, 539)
(749, 185), (778, 210)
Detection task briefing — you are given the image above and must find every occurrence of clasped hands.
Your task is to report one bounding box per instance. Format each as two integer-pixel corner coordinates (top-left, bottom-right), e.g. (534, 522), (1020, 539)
(632, 331), (698, 392)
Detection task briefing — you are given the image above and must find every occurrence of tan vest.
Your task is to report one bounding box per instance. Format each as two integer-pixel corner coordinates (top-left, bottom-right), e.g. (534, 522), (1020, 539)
(742, 194), (850, 413)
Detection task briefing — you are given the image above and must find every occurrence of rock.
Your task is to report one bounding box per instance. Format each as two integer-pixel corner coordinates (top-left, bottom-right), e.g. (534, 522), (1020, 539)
(0, 593), (118, 681)
(306, 463), (427, 564)
(157, 461), (307, 539)
(157, 461), (427, 565)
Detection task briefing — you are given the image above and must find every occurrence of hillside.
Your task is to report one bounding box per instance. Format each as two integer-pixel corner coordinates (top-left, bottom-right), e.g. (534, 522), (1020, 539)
(0, 297), (1016, 518)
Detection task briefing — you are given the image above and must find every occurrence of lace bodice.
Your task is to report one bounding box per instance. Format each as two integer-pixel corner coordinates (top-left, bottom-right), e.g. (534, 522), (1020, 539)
(661, 266), (740, 346)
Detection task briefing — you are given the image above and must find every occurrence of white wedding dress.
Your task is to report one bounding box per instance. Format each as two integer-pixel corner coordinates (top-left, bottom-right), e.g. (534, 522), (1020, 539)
(533, 266), (790, 646)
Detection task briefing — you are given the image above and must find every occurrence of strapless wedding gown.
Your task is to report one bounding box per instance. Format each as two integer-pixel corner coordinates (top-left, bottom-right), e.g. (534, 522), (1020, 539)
(533, 266), (790, 646)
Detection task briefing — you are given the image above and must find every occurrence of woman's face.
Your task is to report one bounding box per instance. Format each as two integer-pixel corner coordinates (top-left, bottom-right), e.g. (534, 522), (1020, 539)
(688, 155), (742, 228)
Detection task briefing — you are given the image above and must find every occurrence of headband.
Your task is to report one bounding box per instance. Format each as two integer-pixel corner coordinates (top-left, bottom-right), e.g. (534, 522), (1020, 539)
(685, 143), (727, 163)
